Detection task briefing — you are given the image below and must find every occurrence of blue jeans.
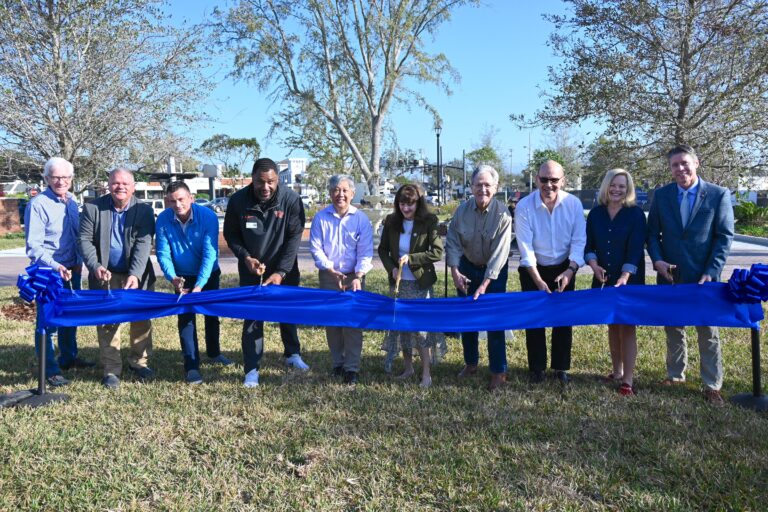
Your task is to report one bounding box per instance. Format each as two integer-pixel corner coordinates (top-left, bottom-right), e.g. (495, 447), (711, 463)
(177, 270), (221, 371)
(457, 257), (508, 374)
(34, 272), (81, 377)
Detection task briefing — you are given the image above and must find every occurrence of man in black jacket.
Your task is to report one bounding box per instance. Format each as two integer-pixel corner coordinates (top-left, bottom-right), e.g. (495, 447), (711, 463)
(223, 158), (309, 387)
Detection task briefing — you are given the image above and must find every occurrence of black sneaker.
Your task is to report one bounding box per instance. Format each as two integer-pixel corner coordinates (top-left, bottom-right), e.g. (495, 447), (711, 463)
(343, 371), (359, 385)
(554, 370), (571, 385)
(102, 373), (120, 390)
(331, 366), (344, 377)
(528, 370), (546, 384)
(129, 366), (156, 381)
(46, 374), (70, 387)
(60, 357), (96, 370)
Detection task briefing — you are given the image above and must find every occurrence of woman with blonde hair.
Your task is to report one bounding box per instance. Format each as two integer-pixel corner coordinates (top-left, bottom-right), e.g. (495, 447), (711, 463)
(585, 168), (646, 396)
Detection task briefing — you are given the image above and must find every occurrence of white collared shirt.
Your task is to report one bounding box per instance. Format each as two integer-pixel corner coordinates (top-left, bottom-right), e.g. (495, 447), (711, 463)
(515, 189), (586, 268)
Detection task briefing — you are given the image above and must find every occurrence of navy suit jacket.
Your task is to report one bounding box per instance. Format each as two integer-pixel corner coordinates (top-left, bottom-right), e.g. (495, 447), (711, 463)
(646, 179), (734, 284)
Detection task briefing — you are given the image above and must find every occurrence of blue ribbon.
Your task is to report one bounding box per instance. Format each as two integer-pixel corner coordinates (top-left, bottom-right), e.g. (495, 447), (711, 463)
(728, 264), (768, 303)
(27, 281), (764, 331)
(16, 264), (63, 304)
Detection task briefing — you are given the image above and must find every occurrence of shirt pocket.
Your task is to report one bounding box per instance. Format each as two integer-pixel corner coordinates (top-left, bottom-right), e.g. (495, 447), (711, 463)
(343, 228), (361, 247)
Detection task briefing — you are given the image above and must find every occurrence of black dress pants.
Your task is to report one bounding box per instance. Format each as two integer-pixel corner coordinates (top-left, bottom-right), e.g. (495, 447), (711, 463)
(518, 259), (575, 372)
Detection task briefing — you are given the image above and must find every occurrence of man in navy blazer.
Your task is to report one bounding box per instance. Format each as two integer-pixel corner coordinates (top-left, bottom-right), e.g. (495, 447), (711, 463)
(647, 144), (734, 405)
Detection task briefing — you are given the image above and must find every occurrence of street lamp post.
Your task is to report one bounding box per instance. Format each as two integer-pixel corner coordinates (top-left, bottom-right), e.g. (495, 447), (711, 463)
(434, 120), (442, 203)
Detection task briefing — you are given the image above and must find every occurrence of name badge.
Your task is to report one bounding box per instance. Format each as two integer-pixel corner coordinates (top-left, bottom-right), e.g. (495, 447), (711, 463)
(246, 221), (259, 230)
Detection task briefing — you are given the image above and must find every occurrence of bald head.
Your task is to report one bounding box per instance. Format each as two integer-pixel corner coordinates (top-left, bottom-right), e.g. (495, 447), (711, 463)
(538, 160), (564, 176)
(536, 160), (565, 206)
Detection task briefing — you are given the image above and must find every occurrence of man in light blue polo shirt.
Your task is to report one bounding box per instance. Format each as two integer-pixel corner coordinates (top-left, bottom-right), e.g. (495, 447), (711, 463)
(25, 157), (95, 386)
(156, 181), (232, 384)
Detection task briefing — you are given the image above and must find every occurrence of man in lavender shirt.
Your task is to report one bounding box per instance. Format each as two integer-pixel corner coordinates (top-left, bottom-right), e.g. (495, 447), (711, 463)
(309, 175), (373, 385)
(25, 157), (95, 386)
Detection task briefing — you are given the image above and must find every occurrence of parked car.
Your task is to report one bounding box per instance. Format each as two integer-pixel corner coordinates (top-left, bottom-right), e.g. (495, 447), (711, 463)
(194, 198), (211, 207)
(300, 195), (314, 209)
(207, 197), (229, 213)
(149, 199), (165, 218)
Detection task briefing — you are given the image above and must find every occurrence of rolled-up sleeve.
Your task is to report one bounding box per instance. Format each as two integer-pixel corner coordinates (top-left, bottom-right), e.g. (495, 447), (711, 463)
(484, 211), (511, 280)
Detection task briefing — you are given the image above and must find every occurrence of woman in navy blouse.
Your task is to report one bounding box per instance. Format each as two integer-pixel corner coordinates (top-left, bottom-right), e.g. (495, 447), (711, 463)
(585, 169), (646, 396)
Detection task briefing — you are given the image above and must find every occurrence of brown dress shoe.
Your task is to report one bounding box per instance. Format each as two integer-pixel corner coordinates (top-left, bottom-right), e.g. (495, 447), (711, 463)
(488, 373), (507, 392)
(704, 389), (725, 406)
(457, 364), (478, 378)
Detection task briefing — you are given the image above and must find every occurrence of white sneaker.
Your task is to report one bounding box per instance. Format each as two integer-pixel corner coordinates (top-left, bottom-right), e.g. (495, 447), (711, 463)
(243, 369), (259, 388)
(285, 353), (310, 371)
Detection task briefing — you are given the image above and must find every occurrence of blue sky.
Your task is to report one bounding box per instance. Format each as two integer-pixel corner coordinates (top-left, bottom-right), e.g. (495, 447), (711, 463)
(169, 0), (584, 173)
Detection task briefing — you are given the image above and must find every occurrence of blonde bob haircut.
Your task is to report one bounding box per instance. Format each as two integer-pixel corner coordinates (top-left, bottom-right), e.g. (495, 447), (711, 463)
(597, 168), (637, 207)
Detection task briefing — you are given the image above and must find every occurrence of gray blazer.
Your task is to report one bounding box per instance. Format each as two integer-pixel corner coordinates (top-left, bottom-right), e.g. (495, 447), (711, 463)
(646, 179), (734, 284)
(79, 194), (156, 290)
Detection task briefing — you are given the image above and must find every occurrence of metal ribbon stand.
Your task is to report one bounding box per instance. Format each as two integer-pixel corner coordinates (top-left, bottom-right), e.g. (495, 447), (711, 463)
(0, 308), (70, 408)
(730, 327), (768, 411)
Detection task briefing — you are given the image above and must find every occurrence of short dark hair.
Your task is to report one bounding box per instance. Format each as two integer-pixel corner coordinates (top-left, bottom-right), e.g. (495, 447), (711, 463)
(165, 181), (190, 195)
(666, 144), (697, 161)
(252, 158), (278, 175)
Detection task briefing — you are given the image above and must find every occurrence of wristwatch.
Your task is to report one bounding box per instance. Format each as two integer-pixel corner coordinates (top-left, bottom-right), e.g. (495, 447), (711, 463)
(276, 271), (286, 278)
(568, 262), (579, 273)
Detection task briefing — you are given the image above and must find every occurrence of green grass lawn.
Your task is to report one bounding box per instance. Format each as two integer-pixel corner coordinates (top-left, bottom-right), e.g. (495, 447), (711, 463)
(0, 231), (25, 251)
(1, 271), (767, 510)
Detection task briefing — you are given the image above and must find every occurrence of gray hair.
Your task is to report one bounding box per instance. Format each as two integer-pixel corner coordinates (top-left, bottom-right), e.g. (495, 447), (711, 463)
(471, 164), (499, 186)
(43, 157), (74, 178)
(328, 174), (355, 192)
(108, 167), (135, 183)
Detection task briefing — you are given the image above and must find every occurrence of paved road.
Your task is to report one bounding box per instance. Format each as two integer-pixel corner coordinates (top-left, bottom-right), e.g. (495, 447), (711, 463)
(2, 238), (766, 288)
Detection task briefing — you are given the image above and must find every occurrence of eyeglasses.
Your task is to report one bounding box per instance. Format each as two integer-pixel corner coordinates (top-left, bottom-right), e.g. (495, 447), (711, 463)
(538, 176), (562, 184)
(48, 175), (73, 182)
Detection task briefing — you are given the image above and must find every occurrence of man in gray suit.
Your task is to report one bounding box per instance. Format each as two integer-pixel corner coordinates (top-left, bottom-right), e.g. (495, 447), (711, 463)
(79, 168), (156, 390)
(647, 144), (734, 405)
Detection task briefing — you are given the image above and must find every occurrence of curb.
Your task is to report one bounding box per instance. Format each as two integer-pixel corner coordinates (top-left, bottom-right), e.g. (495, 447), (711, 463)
(734, 234), (768, 248)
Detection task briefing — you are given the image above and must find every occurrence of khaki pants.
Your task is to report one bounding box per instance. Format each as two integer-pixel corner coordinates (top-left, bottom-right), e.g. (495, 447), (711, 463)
(95, 272), (153, 376)
(318, 271), (363, 372)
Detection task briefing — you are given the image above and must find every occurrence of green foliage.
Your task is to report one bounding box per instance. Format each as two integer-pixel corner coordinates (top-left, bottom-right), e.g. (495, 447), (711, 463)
(734, 201), (768, 226)
(198, 134), (260, 177)
(0, 231), (25, 250)
(516, 0), (768, 185)
(582, 135), (660, 189)
(0, 277), (766, 509)
(736, 224), (768, 237)
(529, 149), (564, 173)
(466, 146), (502, 171)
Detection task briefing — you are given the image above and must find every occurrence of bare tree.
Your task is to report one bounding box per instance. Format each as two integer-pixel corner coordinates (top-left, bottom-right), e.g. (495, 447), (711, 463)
(513, 0), (768, 186)
(214, 0), (476, 191)
(0, 0), (210, 190)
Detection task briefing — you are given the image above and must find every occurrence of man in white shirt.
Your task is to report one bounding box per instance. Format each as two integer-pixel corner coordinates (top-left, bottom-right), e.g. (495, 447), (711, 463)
(515, 160), (586, 385)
